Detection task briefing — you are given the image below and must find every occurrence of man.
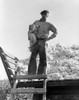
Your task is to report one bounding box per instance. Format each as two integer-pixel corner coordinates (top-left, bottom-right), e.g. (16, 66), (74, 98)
(28, 10), (58, 75)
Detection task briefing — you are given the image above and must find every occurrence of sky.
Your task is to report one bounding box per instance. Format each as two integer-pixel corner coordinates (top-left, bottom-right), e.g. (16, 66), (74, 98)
(0, 0), (79, 80)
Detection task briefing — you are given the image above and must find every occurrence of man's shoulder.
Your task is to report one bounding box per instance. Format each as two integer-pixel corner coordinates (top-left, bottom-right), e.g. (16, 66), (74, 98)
(44, 21), (51, 26)
(46, 22), (56, 28)
(46, 21), (52, 25)
(33, 20), (40, 24)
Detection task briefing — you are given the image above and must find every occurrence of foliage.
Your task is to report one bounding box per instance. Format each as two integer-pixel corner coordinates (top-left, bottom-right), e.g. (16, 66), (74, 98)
(0, 80), (10, 100)
(47, 44), (79, 80)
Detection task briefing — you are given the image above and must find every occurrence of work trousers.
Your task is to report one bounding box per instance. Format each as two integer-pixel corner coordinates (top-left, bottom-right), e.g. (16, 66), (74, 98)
(28, 40), (47, 75)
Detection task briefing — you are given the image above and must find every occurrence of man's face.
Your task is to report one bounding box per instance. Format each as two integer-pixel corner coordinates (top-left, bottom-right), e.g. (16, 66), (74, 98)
(42, 13), (49, 19)
(46, 13), (49, 17)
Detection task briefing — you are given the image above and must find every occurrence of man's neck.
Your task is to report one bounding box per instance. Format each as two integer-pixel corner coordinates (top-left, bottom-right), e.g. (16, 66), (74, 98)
(40, 17), (46, 22)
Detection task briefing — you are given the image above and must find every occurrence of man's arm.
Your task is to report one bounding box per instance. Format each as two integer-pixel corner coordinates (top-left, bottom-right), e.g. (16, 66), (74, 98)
(46, 23), (58, 41)
(46, 30), (58, 41)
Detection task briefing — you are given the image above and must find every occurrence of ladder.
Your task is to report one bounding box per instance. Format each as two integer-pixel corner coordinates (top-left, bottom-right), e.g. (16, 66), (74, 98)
(0, 47), (47, 100)
(12, 75), (47, 100)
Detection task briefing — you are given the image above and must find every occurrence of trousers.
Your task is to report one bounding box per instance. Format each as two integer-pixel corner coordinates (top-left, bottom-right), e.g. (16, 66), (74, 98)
(28, 39), (47, 75)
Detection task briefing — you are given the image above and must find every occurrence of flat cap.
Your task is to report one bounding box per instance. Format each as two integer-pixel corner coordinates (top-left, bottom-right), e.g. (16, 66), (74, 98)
(40, 10), (49, 15)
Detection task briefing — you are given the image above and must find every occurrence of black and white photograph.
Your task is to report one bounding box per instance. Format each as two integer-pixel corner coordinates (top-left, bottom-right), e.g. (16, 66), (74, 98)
(0, 0), (79, 100)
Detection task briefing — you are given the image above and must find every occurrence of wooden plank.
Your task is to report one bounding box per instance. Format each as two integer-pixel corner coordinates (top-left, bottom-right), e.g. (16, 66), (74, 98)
(43, 79), (47, 100)
(13, 75), (47, 79)
(47, 79), (79, 87)
(0, 47), (14, 88)
(11, 88), (46, 94)
(47, 85), (79, 95)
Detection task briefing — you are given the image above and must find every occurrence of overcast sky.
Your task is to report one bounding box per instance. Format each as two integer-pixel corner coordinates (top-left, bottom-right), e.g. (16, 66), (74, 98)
(0, 0), (79, 79)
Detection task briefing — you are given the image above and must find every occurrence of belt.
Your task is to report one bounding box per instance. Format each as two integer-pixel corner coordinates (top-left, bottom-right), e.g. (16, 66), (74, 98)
(37, 38), (46, 40)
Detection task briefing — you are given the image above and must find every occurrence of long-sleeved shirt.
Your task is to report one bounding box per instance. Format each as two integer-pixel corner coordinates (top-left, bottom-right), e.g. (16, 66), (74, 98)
(33, 20), (57, 39)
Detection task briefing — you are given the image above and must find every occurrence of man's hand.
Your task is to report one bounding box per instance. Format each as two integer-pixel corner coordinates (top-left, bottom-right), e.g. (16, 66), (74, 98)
(46, 31), (58, 41)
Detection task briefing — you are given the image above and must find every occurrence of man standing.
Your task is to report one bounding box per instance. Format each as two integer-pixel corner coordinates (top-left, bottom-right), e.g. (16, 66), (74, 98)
(28, 10), (58, 75)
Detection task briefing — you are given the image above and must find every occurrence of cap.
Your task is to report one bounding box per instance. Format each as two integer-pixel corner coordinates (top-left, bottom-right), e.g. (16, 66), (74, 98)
(40, 10), (49, 15)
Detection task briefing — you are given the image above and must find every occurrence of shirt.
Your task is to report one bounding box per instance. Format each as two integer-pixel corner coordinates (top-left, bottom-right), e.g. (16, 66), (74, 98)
(33, 20), (57, 39)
